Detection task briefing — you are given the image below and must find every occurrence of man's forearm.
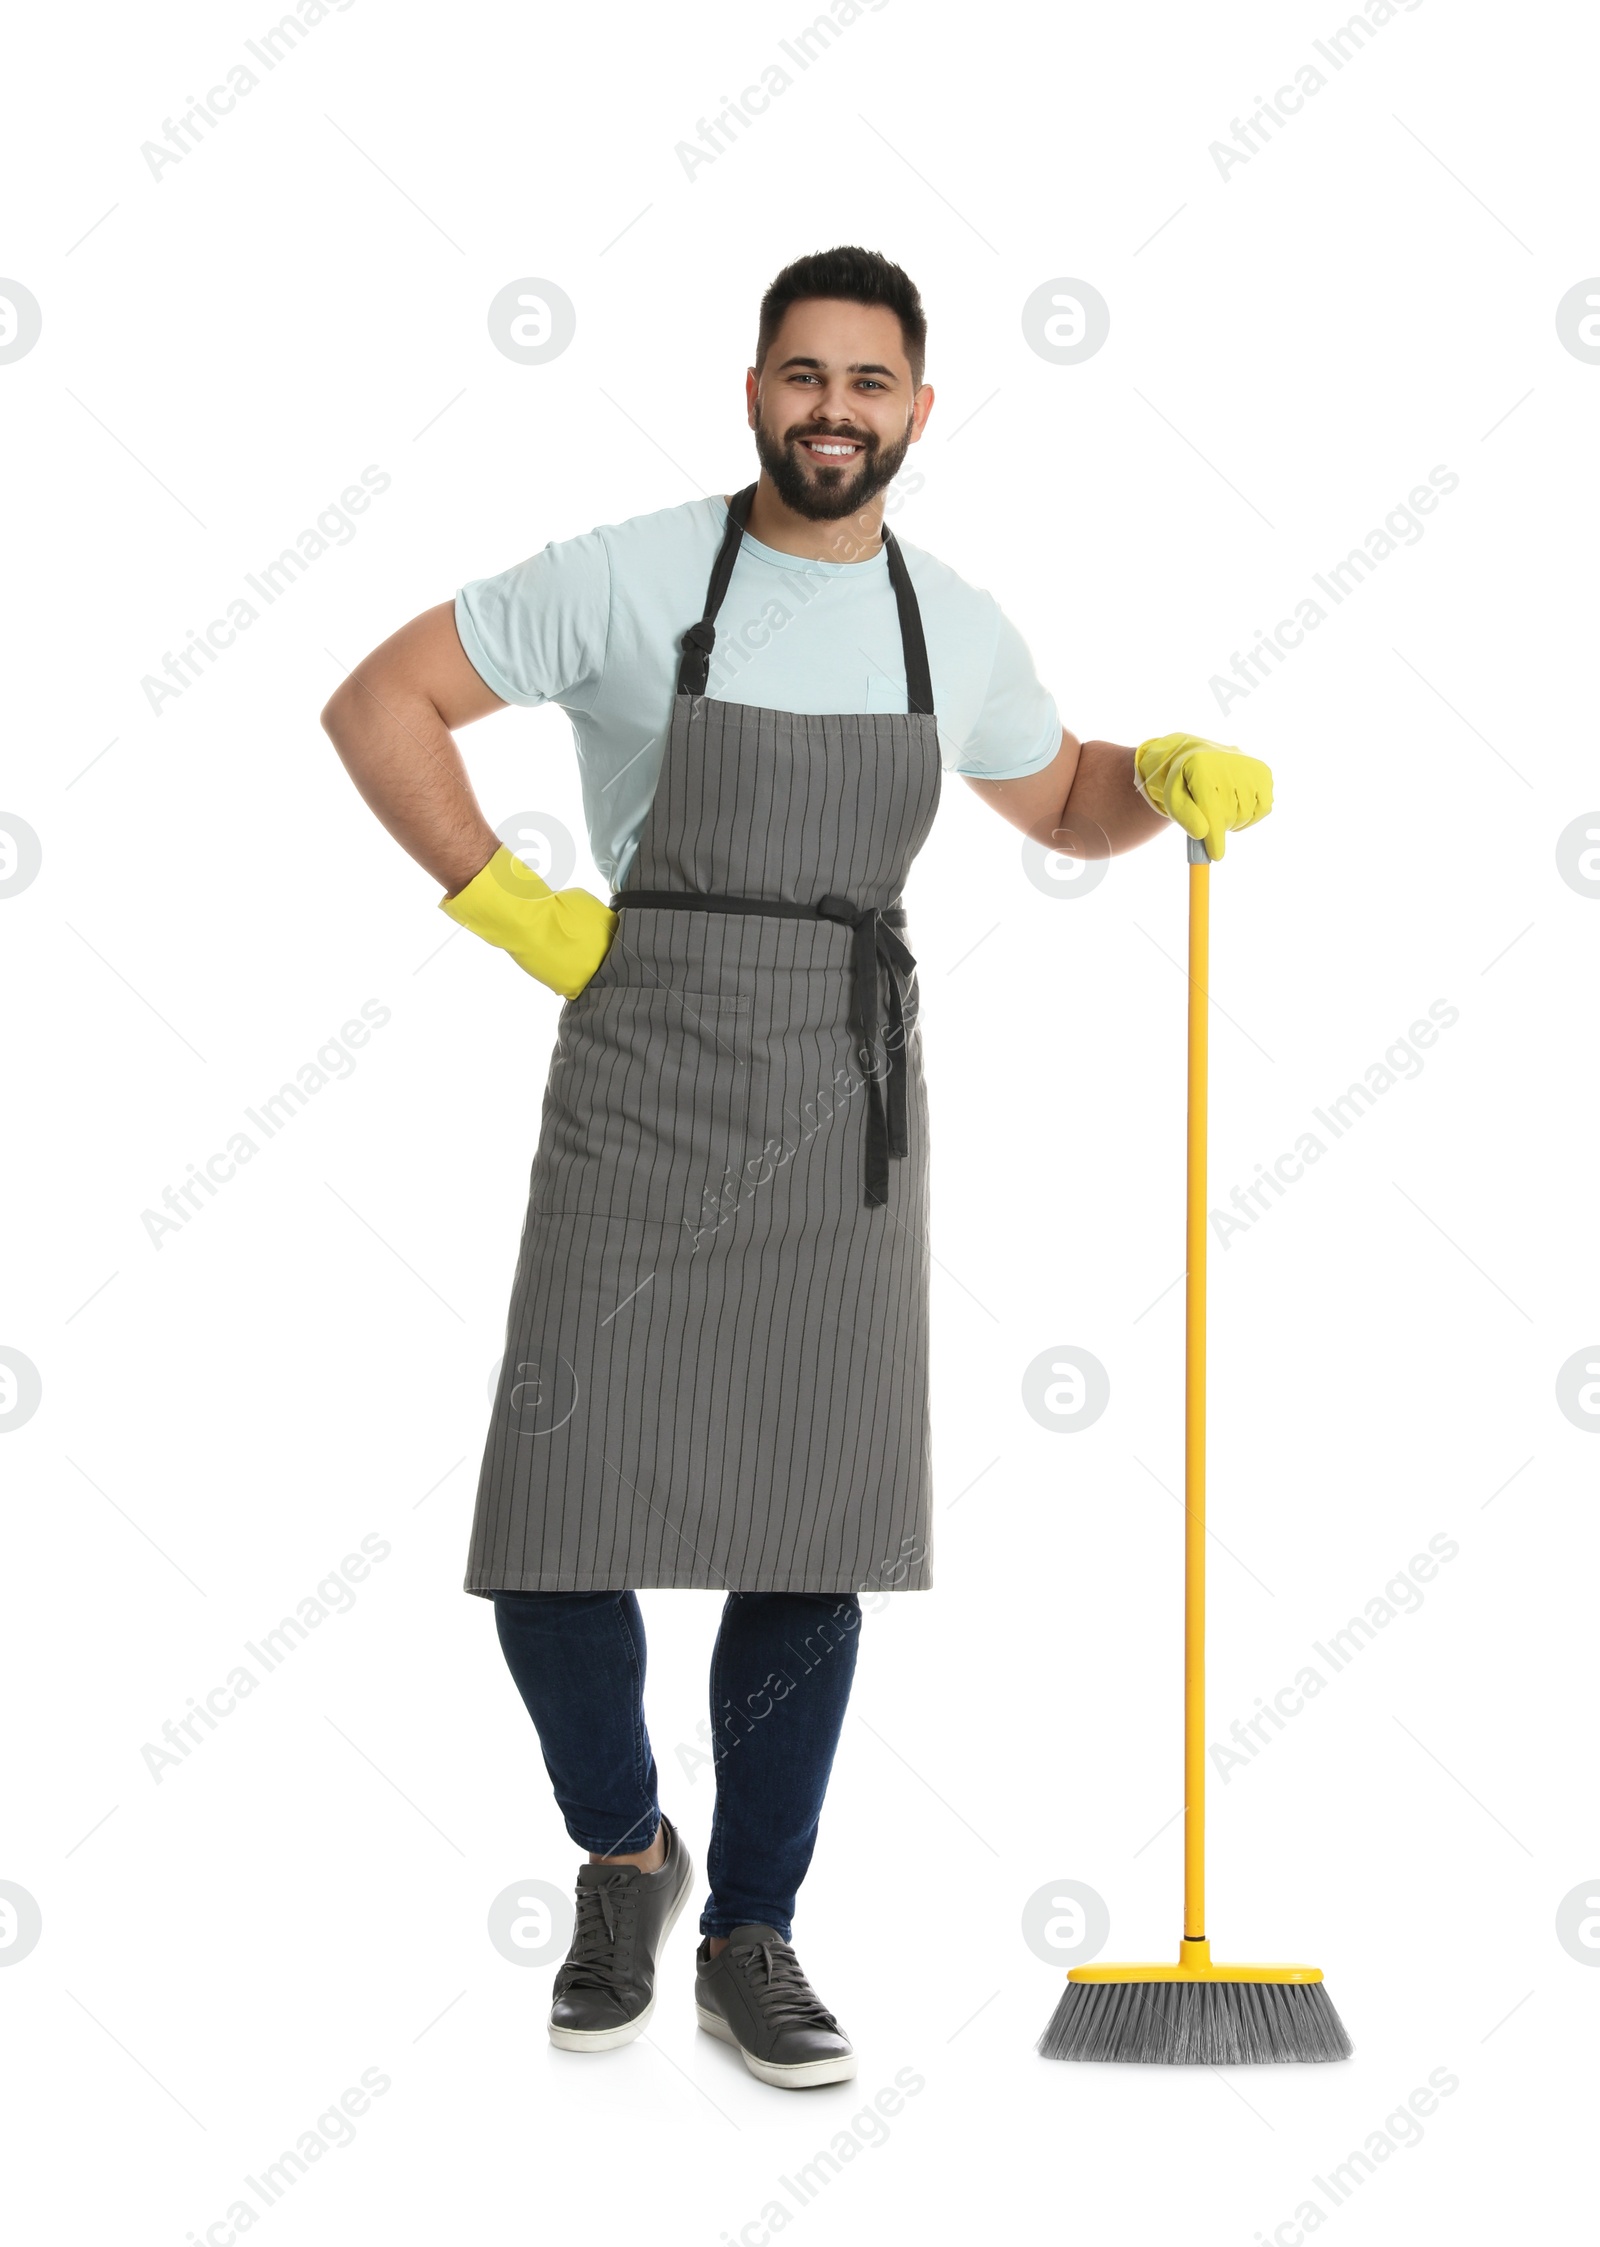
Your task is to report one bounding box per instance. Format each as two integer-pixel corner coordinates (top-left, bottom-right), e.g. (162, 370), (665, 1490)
(1055, 739), (1169, 857)
(322, 676), (498, 895)
(320, 603), (506, 896)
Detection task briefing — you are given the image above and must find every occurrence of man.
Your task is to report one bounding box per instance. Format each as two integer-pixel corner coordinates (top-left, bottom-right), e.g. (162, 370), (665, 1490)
(321, 245), (1271, 2091)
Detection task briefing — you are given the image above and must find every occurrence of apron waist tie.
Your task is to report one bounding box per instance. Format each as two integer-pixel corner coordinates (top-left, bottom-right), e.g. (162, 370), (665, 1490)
(611, 890), (916, 1210)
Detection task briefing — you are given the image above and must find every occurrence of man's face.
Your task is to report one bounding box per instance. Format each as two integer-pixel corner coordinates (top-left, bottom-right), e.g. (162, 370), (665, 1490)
(747, 299), (932, 523)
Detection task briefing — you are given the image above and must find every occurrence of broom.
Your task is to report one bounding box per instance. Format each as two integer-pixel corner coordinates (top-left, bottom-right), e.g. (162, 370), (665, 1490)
(1039, 833), (1352, 2065)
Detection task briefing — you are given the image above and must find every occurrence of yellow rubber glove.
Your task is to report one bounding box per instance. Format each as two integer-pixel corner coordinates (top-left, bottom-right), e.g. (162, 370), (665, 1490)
(439, 846), (617, 1000)
(1132, 733), (1273, 861)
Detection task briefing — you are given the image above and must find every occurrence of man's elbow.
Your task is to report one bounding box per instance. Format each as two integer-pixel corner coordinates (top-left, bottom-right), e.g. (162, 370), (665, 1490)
(320, 677), (358, 744)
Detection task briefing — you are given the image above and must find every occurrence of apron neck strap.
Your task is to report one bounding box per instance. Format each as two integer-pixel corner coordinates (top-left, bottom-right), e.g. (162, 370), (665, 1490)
(882, 521), (935, 717)
(676, 481), (935, 716)
(677, 484), (756, 696)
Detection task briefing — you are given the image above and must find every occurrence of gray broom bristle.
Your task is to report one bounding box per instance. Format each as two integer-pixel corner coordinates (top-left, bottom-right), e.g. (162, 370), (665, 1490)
(1038, 1977), (1352, 2065)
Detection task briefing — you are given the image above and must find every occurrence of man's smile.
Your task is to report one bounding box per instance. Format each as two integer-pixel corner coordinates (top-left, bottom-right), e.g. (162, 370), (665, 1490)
(795, 434), (867, 460)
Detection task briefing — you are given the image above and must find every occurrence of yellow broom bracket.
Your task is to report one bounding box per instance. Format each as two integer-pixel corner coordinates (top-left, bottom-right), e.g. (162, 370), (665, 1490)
(1067, 1959), (1326, 1986)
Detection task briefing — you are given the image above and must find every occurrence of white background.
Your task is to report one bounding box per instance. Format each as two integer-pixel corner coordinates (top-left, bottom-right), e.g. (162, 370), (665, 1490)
(3, 1), (1594, 2240)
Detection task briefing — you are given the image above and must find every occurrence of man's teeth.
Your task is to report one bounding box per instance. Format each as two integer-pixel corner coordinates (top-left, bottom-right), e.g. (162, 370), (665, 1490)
(803, 440), (859, 455)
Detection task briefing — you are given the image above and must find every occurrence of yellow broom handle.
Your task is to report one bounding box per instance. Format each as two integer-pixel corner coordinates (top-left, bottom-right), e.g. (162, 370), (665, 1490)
(1184, 836), (1209, 1943)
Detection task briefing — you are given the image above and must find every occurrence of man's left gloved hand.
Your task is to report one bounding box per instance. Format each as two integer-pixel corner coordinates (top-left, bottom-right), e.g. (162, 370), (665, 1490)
(1132, 733), (1274, 861)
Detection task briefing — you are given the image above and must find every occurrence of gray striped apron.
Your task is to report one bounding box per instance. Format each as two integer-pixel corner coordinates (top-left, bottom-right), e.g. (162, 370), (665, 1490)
(462, 483), (942, 1595)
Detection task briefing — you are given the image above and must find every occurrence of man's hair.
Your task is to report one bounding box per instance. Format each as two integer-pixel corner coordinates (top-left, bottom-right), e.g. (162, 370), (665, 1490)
(755, 246), (927, 389)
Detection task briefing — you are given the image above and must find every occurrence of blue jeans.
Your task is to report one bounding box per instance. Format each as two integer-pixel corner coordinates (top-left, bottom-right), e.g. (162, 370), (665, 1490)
(493, 1589), (863, 1942)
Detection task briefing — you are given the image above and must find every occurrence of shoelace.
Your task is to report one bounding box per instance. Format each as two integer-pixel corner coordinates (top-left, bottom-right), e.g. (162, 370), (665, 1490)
(558, 1872), (637, 1994)
(728, 1938), (841, 2032)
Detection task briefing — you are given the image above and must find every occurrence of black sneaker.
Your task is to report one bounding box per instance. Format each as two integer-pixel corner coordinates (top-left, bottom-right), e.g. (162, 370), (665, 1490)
(695, 1925), (856, 2088)
(547, 1813), (693, 2051)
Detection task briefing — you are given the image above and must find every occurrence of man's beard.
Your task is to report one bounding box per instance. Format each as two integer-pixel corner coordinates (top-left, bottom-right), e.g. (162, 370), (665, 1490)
(753, 414), (914, 523)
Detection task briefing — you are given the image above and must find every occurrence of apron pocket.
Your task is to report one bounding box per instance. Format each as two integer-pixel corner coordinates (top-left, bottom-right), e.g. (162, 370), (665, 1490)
(532, 983), (765, 1225)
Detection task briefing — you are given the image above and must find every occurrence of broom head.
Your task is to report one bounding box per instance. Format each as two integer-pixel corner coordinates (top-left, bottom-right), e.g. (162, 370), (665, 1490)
(1038, 1940), (1352, 2065)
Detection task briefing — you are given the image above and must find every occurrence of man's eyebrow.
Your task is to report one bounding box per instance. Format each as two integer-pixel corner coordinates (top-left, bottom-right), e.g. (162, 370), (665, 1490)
(774, 355), (900, 378)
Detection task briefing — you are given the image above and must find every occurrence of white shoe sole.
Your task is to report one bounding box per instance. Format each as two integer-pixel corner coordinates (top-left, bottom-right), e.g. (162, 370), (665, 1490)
(696, 2003), (858, 2088)
(547, 1858), (693, 2052)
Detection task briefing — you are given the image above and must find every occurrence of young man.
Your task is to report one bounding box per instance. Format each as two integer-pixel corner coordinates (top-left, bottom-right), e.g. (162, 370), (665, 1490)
(321, 246), (1271, 2090)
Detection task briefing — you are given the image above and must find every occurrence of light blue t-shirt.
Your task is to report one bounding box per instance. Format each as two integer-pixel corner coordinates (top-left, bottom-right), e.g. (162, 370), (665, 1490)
(455, 493), (1061, 891)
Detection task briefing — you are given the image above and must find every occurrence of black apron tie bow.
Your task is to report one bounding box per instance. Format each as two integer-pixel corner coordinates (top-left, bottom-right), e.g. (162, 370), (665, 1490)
(814, 893), (916, 1207)
(609, 889), (917, 1209)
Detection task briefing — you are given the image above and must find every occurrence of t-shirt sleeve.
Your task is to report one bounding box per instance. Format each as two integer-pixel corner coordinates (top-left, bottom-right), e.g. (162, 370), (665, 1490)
(950, 602), (1061, 781)
(453, 525), (612, 712)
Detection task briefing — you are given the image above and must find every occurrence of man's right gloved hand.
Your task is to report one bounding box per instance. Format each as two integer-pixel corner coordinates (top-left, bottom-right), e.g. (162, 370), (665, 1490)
(439, 846), (617, 1001)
